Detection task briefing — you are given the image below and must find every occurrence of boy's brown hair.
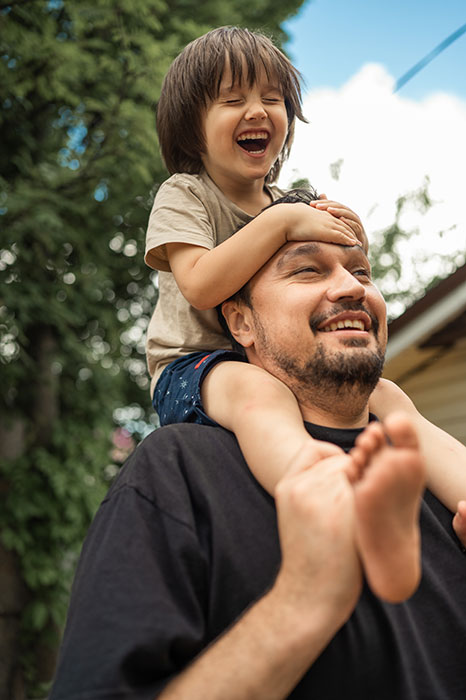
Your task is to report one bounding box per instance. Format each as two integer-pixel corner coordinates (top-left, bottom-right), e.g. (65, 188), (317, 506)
(156, 26), (307, 183)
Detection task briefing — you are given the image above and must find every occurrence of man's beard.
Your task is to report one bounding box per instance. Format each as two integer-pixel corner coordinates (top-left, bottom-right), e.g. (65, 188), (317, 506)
(252, 303), (385, 401)
(274, 341), (385, 397)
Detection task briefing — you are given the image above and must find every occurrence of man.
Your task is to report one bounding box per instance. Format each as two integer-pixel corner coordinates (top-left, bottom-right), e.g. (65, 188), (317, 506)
(51, 231), (466, 699)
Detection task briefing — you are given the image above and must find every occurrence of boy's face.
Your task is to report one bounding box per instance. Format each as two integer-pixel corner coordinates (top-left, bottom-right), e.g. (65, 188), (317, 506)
(201, 58), (288, 192)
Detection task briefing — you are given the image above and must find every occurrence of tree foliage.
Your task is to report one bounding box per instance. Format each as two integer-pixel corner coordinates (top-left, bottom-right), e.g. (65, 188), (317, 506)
(0, 0), (307, 694)
(368, 178), (465, 319)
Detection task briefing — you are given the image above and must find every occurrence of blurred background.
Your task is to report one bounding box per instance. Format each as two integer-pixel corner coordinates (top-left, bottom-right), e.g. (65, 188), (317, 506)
(1, 1), (465, 697)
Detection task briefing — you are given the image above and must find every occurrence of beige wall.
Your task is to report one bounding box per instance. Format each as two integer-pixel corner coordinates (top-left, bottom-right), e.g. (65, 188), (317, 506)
(384, 337), (466, 446)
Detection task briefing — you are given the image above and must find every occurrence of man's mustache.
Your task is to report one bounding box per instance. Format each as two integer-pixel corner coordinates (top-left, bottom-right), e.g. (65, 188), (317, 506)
(309, 303), (380, 336)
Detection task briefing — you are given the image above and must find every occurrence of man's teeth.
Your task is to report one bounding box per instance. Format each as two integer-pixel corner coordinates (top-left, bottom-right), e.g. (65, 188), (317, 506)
(321, 319), (365, 332)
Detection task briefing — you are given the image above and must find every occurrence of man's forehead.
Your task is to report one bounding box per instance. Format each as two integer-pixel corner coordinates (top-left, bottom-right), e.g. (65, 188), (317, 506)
(274, 241), (369, 270)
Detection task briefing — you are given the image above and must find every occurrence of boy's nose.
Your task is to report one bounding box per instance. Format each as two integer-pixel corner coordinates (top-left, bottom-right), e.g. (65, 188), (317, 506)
(245, 100), (267, 120)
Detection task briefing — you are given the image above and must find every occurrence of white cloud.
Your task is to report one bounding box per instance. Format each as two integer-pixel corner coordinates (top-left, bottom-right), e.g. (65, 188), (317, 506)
(279, 63), (466, 268)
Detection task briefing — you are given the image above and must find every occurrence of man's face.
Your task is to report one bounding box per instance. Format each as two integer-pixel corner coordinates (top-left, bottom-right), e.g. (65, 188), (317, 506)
(238, 241), (387, 398)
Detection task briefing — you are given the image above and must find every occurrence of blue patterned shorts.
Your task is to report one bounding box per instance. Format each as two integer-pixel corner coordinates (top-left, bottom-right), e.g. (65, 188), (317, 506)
(153, 349), (247, 427)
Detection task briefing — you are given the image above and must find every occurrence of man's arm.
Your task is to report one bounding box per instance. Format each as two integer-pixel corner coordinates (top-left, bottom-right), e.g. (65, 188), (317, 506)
(159, 455), (362, 700)
(51, 434), (361, 700)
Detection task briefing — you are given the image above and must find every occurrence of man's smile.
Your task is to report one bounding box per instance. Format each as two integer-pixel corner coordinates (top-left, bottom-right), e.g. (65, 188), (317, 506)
(310, 305), (379, 338)
(317, 311), (371, 334)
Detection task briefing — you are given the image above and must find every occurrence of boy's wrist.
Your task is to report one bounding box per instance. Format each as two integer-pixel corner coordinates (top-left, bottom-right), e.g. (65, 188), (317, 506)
(259, 203), (289, 247)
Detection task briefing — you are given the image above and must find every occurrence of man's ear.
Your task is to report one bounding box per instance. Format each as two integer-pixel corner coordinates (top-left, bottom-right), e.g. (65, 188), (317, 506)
(221, 300), (255, 348)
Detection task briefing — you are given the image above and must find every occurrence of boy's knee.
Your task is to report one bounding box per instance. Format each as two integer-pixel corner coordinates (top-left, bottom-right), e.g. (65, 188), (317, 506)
(204, 361), (289, 401)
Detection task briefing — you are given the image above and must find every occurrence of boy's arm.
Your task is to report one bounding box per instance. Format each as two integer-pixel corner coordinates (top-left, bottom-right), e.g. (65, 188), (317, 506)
(370, 379), (466, 513)
(158, 455), (362, 700)
(167, 202), (358, 310)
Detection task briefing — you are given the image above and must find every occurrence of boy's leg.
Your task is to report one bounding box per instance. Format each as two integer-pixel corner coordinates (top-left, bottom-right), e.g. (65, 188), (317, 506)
(370, 378), (466, 515)
(201, 361), (341, 495)
(153, 351), (243, 427)
(350, 413), (426, 603)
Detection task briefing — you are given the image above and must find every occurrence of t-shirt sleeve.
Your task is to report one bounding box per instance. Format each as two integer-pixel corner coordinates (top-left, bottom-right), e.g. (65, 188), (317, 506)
(50, 480), (207, 699)
(145, 175), (215, 272)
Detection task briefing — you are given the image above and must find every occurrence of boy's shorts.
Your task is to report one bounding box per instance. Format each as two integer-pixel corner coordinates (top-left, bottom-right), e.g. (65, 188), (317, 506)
(153, 349), (247, 427)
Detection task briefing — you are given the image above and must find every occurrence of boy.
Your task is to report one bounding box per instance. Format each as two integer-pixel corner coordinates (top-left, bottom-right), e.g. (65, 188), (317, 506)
(145, 27), (466, 602)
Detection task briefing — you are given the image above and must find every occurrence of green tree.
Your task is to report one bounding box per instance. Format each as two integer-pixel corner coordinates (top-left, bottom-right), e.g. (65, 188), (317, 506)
(368, 178), (465, 319)
(0, 0), (307, 696)
(308, 162), (465, 319)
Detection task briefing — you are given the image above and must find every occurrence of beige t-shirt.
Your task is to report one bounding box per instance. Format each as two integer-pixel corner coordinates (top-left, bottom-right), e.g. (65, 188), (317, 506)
(145, 170), (284, 396)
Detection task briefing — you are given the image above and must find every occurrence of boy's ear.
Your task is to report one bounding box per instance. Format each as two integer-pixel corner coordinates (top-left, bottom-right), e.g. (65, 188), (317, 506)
(221, 301), (255, 348)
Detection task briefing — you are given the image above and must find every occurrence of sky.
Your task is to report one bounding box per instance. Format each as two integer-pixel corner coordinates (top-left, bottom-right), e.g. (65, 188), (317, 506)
(278, 0), (466, 301)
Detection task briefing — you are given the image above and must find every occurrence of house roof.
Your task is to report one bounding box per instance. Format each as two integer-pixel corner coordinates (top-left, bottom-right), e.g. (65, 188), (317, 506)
(386, 261), (466, 362)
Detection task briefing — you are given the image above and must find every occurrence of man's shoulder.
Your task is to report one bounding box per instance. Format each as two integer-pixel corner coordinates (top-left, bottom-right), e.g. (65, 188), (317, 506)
(142, 422), (237, 449)
(112, 424), (241, 495)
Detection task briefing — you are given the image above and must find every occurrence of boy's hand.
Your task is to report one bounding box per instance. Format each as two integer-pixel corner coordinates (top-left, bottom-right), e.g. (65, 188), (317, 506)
(282, 202), (361, 248)
(310, 198), (367, 251)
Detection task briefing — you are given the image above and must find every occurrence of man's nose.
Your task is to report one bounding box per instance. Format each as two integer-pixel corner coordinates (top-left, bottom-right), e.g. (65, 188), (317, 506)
(326, 268), (366, 302)
(245, 99), (267, 120)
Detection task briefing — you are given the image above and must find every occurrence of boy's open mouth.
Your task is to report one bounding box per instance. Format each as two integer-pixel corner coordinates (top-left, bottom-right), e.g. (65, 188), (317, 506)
(236, 131), (270, 154)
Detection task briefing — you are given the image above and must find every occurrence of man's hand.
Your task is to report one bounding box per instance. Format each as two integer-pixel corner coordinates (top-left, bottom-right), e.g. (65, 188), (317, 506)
(274, 453), (363, 623)
(453, 501), (466, 550)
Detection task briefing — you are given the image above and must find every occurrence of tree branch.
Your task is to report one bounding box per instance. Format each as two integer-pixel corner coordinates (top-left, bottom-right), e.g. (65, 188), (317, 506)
(0, 0), (41, 10)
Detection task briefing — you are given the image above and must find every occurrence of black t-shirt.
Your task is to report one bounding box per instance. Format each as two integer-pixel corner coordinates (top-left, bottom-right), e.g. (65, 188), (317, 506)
(51, 423), (466, 699)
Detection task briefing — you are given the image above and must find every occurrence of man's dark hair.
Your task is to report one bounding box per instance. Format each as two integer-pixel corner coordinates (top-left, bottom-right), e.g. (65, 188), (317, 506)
(217, 186), (320, 352)
(156, 26), (307, 183)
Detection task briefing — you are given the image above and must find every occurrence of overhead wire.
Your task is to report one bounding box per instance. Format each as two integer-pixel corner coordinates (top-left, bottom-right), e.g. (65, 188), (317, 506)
(394, 22), (466, 92)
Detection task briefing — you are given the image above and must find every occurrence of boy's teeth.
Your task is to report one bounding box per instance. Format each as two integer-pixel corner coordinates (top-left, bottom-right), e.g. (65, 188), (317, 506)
(237, 132), (268, 141)
(236, 132), (269, 153)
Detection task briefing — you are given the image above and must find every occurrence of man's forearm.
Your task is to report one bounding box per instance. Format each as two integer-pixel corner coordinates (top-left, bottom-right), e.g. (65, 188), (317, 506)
(158, 581), (346, 700)
(159, 454), (362, 699)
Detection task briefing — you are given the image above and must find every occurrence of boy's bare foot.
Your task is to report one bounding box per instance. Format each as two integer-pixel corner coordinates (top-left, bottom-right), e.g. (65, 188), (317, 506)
(453, 500), (466, 550)
(349, 413), (426, 603)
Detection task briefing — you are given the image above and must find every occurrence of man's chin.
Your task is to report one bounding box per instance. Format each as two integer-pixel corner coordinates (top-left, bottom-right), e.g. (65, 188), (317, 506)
(318, 333), (371, 349)
(339, 337), (371, 348)
(300, 343), (385, 395)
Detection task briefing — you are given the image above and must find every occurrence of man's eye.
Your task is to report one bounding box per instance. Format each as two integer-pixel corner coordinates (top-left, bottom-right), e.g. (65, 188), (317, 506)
(354, 269), (371, 279)
(294, 267), (318, 275)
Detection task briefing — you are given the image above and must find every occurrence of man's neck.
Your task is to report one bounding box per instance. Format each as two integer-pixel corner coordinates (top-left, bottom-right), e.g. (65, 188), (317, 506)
(297, 386), (371, 430)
